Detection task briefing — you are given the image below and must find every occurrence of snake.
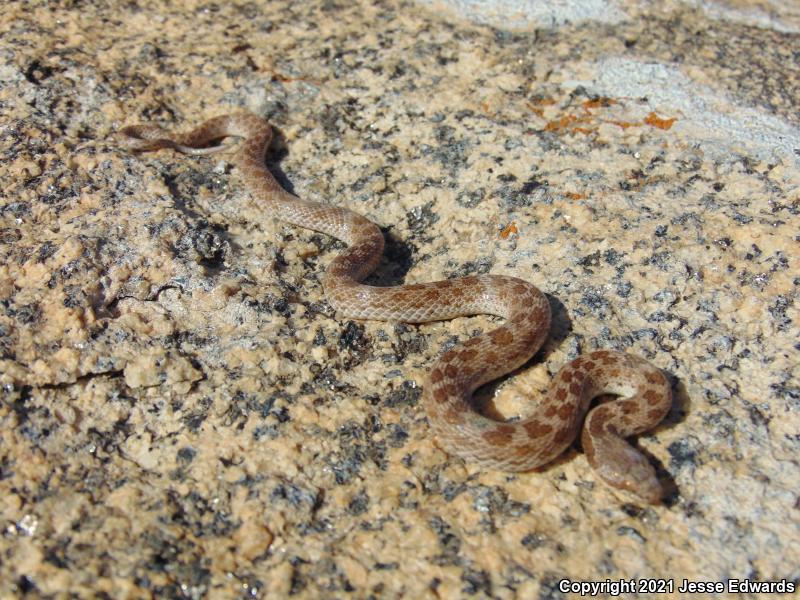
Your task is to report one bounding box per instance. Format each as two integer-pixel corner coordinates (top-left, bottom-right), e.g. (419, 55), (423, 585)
(119, 111), (672, 504)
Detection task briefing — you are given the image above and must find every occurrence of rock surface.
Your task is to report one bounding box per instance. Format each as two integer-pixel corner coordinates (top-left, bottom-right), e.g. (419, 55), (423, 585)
(1, 0), (797, 597)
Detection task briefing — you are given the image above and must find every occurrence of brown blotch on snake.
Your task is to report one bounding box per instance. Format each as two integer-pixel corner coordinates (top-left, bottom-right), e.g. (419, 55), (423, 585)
(119, 111), (673, 504)
(523, 420), (554, 438)
(483, 425), (516, 446)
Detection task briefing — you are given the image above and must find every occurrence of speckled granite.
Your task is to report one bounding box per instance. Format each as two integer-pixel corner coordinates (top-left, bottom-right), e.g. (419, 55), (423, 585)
(1, 0), (798, 597)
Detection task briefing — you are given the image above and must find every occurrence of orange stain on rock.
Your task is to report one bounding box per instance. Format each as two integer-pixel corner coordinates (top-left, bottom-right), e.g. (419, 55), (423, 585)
(544, 114), (579, 131)
(644, 112), (677, 130)
(499, 222), (518, 239)
(583, 97), (617, 110)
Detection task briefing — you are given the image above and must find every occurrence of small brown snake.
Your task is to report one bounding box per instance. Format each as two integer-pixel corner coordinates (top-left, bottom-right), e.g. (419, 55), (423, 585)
(120, 111), (672, 504)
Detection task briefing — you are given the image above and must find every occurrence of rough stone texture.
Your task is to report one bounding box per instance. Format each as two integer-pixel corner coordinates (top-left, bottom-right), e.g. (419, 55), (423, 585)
(1, 0), (797, 597)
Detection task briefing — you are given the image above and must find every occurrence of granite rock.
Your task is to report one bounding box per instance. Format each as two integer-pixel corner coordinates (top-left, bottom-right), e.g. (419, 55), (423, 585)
(1, 0), (798, 597)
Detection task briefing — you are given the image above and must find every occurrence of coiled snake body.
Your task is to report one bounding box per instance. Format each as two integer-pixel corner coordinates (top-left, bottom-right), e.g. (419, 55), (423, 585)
(120, 111), (672, 504)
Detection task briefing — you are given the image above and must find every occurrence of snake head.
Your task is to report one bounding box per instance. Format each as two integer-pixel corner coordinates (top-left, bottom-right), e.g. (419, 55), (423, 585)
(587, 433), (663, 504)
